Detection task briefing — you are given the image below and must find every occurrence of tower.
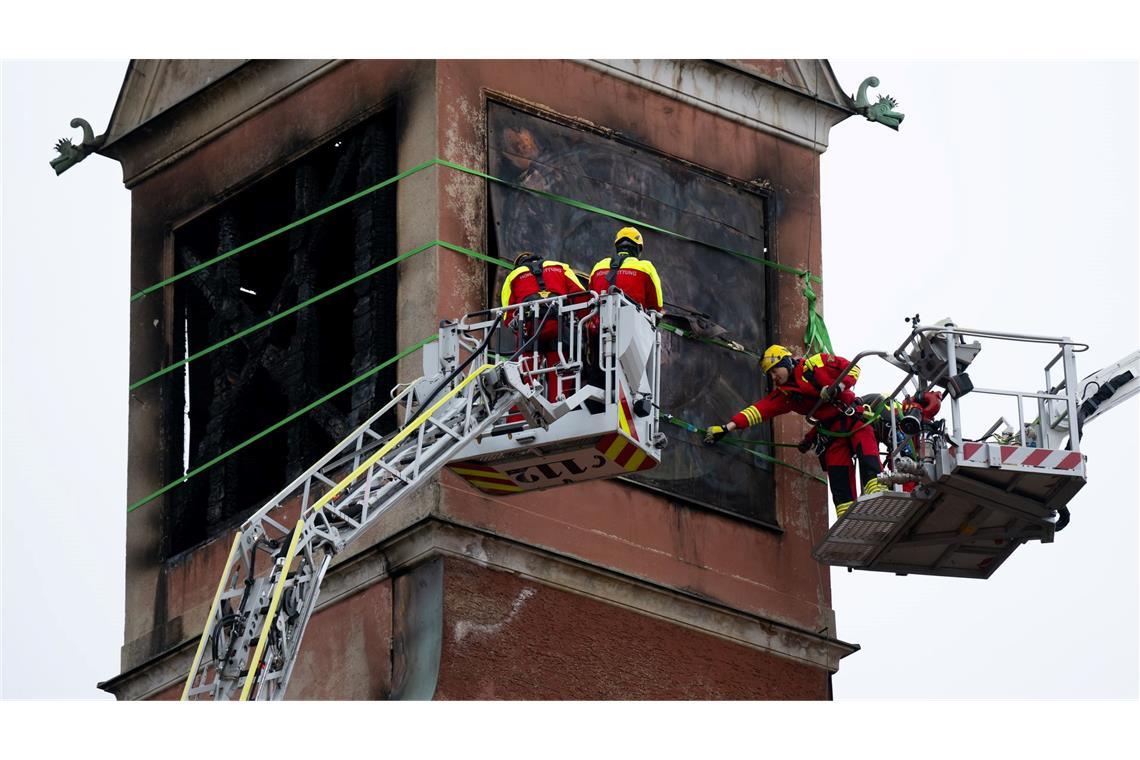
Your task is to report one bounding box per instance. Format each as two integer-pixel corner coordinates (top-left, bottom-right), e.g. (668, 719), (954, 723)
(97, 59), (859, 700)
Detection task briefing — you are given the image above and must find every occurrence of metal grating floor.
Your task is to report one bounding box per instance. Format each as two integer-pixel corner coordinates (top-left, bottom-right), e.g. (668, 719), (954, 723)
(813, 491), (926, 568)
(812, 459), (1086, 578)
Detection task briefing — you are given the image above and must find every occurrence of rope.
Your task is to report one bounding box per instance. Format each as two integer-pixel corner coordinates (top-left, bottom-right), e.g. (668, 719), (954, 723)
(656, 321), (762, 360)
(811, 398), (889, 439)
(124, 156), (839, 505)
(437, 159), (822, 282)
(128, 156), (831, 376)
(659, 412), (827, 484)
(129, 241), (438, 390)
(126, 334), (438, 513)
(801, 274), (834, 356)
(129, 158), (441, 301)
(130, 158), (821, 294)
(129, 238), (761, 390)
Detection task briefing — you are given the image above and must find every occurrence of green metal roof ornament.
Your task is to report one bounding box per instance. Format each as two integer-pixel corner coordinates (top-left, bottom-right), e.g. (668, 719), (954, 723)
(853, 77), (904, 130)
(50, 117), (104, 175)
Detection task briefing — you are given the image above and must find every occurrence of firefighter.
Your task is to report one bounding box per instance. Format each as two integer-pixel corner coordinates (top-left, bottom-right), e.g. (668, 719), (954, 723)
(500, 251), (586, 401)
(581, 227), (663, 397)
(588, 227), (663, 312)
(703, 344), (887, 518)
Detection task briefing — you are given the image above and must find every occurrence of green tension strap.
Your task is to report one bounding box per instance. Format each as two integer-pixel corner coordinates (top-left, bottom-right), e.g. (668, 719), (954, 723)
(800, 274), (834, 356)
(812, 398), (889, 439)
(127, 334), (438, 513)
(129, 242), (514, 389)
(130, 155), (832, 359)
(129, 241), (439, 390)
(440, 159), (831, 355)
(128, 158), (441, 302)
(660, 413), (827, 485)
(132, 157), (823, 300)
(436, 240), (514, 270)
(437, 159), (822, 283)
(656, 321), (762, 360)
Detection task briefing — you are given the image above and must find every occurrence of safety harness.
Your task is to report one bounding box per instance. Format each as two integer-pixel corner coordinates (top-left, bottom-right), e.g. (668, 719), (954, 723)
(605, 252), (629, 288)
(523, 257), (551, 302)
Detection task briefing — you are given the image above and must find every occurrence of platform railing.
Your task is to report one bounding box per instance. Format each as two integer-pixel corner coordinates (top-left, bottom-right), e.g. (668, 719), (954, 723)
(450, 290), (658, 414)
(806, 323), (1088, 481)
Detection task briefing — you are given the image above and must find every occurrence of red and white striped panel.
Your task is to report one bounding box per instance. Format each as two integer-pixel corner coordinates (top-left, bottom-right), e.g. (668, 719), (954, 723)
(958, 442), (1083, 471)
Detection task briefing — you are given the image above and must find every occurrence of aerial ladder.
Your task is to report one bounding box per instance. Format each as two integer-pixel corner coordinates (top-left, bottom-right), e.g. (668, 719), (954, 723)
(181, 290), (663, 700)
(812, 319), (1138, 579)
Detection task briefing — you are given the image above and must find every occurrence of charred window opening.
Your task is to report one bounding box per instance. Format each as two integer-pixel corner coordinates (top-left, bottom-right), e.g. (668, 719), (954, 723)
(163, 110), (399, 557)
(486, 102), (778, 527)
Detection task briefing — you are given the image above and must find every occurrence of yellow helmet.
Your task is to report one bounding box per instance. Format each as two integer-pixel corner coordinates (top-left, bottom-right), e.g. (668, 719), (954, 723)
(614, 226), (644, 250)
(759, 344), (793, 374)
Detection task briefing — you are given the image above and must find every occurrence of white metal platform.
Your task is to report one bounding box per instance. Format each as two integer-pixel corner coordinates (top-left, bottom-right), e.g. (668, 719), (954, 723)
(811, 320), (1091, 579)
(813, 443), (1087, 578)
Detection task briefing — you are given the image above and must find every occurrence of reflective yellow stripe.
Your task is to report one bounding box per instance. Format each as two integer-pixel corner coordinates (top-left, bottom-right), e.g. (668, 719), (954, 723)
(621, 257), (663, 307)
(501, 266), (528, 307)
(181, 531), (243, 700)
(624, 448), (648, 472)
(239, 519), (305, 701)
(805, 354), (825, 369)
(740, 406), (762, 427)
(604, 436), (627, 461)
(312, 364), (496, 511)
(617, 398), (632, 437)
(450, 466), (512, 481)
(592, 256), (664, 307)
(557, 262), (586, 290)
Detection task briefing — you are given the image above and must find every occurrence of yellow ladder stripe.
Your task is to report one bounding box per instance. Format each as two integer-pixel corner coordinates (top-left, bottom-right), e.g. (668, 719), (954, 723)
(239, 520), (306, 701)
(311, 364), (495, 511)
(181, 531), (243, 700)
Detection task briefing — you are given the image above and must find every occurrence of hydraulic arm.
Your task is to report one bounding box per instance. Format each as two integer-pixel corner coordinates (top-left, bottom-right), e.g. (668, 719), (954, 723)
(182, 290), (663, 699)
(181, 360), (544, 700)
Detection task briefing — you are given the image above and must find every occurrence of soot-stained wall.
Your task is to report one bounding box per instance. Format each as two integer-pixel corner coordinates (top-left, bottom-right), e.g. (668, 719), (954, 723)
(161, 110), (399, 556)
(487, 101), (777, 526)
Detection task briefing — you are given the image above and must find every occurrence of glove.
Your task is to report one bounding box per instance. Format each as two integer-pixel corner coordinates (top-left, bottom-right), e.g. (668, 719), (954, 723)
(797, 432), (817, 454)
(819, 385), (835, 401)
(703, 425), (728, 445)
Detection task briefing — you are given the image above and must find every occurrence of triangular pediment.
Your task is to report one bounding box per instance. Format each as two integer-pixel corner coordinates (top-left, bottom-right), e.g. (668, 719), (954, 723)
(718, 59), (855, 111)
(103, 59), (248, 145)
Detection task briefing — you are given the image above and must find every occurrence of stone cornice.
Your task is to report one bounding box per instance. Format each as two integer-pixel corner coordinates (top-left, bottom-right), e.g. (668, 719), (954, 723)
(580, 59), (855, 153)
(100, 60), (344, 188)
(100, 516), (858, 700)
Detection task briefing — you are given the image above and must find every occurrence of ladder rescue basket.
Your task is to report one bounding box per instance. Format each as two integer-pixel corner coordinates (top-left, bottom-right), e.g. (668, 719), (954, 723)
(811, 319), (1092, 579)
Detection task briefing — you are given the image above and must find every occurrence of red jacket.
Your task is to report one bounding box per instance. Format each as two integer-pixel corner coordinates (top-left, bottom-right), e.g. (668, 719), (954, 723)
(500, 260), (585, 327)
(588, 255), (663, 311)
(731, 353), (861, 431)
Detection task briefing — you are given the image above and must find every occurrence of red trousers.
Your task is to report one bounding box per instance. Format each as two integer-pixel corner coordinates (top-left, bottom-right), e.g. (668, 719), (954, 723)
(818, 422), (881, 506)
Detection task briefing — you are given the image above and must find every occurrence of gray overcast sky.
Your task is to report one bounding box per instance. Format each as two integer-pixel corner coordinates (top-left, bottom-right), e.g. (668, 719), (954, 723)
(824, 61), (1137, 698)
(1, 59), (1136, 703)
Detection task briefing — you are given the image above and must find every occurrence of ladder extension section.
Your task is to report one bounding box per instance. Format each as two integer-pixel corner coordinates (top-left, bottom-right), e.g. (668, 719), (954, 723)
(182, 361), (538, 700)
